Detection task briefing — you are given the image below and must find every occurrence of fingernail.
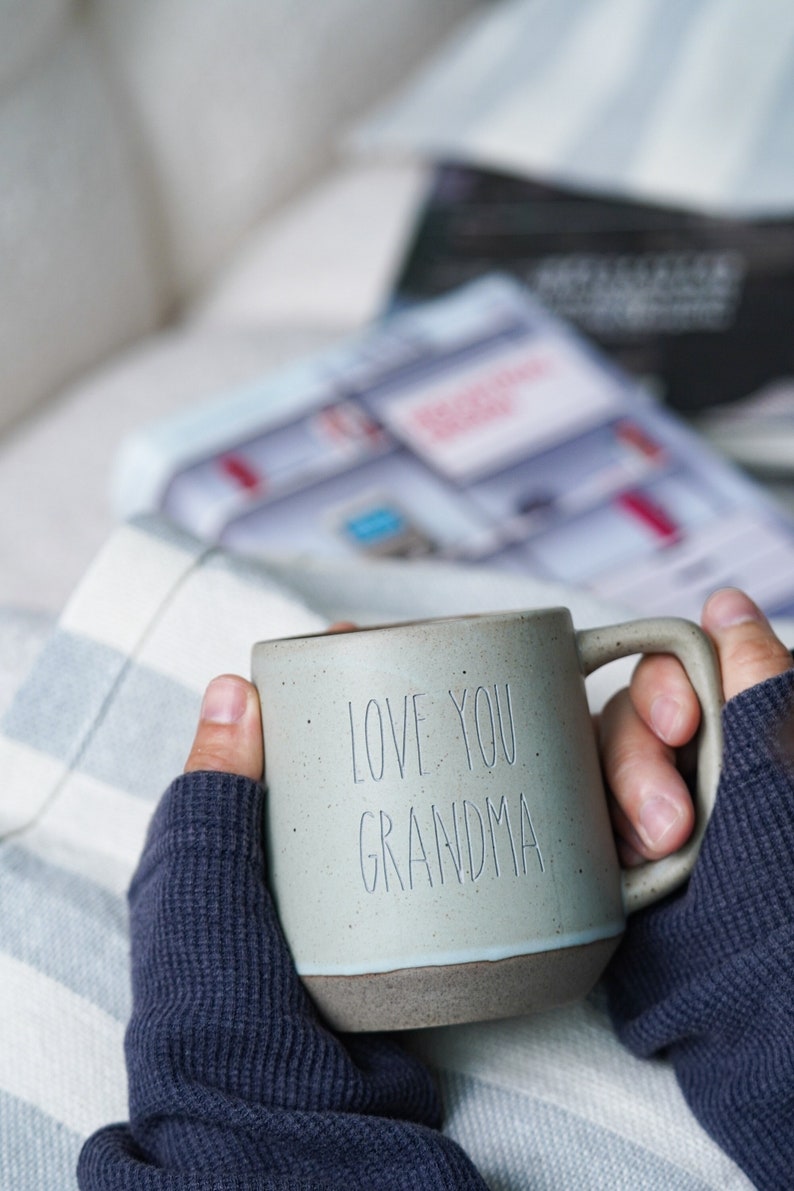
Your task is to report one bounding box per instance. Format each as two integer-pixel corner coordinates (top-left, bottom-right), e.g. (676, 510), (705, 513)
(706, 587), (764, 629)
(650, 694), (682, 743)
(639, 795), (682, 848)
(200, 677), (248, 724)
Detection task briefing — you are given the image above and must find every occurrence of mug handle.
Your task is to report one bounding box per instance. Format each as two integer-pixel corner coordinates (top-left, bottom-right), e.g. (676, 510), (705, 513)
(576, 618), (724, 913)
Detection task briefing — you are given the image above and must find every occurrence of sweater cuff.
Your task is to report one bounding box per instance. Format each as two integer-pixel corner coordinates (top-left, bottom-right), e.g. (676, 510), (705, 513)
(131, 769), (266, 890)
(606, 668), (794, 1190)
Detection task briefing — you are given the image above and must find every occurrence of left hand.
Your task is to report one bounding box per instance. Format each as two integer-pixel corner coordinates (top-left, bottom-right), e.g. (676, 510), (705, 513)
(79, 657), (488, 1186)
(599, 587), (793, 867)
(184, 673), (264, 779)
(184, 620), (358, 779)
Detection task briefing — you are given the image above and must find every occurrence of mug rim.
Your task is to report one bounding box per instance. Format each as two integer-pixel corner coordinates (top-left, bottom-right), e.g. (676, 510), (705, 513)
(252, 605), (572, 649)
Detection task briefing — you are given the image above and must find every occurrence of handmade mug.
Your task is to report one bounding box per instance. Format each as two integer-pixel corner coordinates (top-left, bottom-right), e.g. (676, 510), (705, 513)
(252, 607), (722, 1032)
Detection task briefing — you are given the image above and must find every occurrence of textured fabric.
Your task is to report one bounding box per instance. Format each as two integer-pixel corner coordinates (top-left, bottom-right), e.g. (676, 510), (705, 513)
(0, 0), (70, 89)
(608, 670), (794, 1190)
(77, 772), (487, 1189)
(0, 518), (327, 1189)
(353, 0), (794, 216)
(94, 0), (480, 297)
(77, 673), (794, 1188)
(0, 0), (480, 429)
(0, 514), (757, 1188)
(0, 20), (163, 431)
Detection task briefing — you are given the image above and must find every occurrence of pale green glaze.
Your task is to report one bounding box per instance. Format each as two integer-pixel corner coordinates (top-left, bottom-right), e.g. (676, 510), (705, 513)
(252, 608), (723, 1030)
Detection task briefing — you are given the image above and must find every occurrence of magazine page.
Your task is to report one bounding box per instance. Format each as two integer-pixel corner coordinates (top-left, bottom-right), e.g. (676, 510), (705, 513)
(114, 276), (794, 621)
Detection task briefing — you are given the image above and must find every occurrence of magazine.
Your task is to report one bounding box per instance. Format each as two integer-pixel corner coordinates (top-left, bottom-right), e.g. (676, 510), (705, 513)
(113, 276), (794, 621)
(390, 163), (794, 416)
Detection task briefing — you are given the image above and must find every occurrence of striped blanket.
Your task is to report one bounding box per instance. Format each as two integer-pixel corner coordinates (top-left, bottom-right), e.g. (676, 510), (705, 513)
(353, 0), (794, 217)
(0, 516), (751, 1188)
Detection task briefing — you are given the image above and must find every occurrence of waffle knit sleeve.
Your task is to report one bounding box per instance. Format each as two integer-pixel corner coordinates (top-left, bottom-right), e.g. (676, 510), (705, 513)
(607, 668), (794, 1191)
(77, 771), (487, 1190)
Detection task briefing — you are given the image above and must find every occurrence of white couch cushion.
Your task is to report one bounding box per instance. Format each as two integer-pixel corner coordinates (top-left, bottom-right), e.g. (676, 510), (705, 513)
(0, 21), (165, 430)
(94, 0), (482, 298)
(192, 159), (429, 331)
(0, 0), (71, 89)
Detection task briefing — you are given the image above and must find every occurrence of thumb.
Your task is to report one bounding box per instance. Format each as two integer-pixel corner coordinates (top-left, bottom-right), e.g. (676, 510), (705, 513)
(184, 675), (264, 781)
(701, 588), (792, 701)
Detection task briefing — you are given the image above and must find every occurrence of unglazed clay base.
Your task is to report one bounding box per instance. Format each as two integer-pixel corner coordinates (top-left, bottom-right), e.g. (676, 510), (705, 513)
(302, 935), (621, 1032)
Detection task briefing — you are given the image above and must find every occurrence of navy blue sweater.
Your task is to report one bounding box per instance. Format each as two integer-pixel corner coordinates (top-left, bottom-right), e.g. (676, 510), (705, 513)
(606, 670), (794, 1190)
(78, 672), (794, 1190)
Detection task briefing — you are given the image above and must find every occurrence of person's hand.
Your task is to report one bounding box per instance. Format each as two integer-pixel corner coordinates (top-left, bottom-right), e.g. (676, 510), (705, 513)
(184, 593), (794, 877)
(604, 588), (794, 1189)
(600, 587), (793, 867)
(79, 633), (487, 1187)
(184, 673), (264, 779)
(183, 622), (358, 778)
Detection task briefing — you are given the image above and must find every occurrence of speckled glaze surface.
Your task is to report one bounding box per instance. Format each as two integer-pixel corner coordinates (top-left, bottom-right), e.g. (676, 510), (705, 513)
(252, 608), (722, 1031)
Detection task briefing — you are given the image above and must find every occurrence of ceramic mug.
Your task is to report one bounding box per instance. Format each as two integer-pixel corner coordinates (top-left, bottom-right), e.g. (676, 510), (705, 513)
(252, 607), (723, 1032)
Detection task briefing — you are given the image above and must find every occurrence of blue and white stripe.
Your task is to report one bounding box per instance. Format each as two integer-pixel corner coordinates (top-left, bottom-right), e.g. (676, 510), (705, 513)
(352, 0), (794, 216)
(0, 515), (753, 1187)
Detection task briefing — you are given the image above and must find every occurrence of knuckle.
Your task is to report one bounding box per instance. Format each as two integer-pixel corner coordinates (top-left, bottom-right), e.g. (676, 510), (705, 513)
(631, 654), (693, 718)
(185, 745), (234, 774)
(605, 739), (648, 793)
(728, 635), (791, 674)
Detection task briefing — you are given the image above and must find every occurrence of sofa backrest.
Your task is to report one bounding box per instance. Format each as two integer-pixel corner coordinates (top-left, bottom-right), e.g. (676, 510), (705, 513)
(0, 0), (481, 432)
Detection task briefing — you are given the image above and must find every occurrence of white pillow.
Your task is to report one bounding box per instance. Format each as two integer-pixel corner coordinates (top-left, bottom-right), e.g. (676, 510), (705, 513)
(94, 0), (484, 298)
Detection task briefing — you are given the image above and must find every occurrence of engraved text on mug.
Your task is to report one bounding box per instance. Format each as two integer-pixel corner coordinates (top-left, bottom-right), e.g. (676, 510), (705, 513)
(358, 792), (544, 893)
(348, 683), (517, 783)
(346, 680), (545, 893)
